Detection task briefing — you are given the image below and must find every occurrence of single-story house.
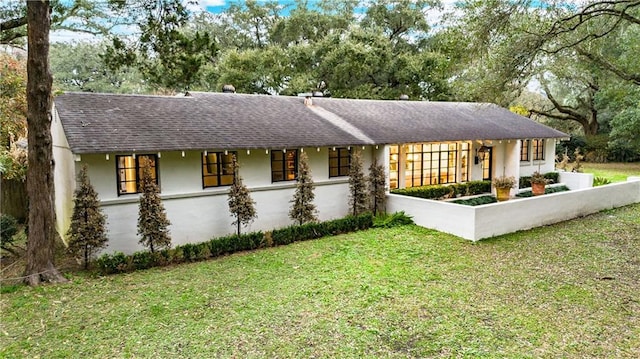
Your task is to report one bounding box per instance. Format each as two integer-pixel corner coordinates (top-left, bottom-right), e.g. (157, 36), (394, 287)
(52, 92), (567, 253)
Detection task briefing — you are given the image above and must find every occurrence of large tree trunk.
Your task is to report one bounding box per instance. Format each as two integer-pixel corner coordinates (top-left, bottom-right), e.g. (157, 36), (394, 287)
(24, 0), (66, 285)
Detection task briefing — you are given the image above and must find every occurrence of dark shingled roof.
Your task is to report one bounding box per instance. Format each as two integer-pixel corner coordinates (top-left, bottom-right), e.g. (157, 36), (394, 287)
(54, 92), (567, 154)
(311, 97), (567, 144)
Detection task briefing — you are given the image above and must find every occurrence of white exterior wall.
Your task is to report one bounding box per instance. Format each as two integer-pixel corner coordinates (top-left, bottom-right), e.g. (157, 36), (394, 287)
(387, 178), (640, 241)
(51, 108), (76, 243)
(519, 138), (557, 176)
(70, 146), (373, 254)
(559, 171), (594, 190)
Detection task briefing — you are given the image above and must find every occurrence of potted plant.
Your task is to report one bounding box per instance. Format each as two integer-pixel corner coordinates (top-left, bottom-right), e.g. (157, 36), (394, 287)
(492, 175), (516, 201)
(530, 171), (550, 196)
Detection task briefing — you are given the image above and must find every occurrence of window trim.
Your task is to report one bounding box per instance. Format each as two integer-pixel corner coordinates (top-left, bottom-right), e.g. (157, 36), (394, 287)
(533, 139), (545, 161)
(201, 151), (236, 188)
(115, 154), (159, 196)
(404, 143), (458, 187)
(520, 139), (530, 162)
(271, 149), (298, 182)
(329, 147), (351, 178)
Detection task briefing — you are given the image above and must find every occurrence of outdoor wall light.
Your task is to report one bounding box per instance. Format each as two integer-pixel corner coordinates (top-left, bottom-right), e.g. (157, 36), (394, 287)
(475, 146), (490, 164)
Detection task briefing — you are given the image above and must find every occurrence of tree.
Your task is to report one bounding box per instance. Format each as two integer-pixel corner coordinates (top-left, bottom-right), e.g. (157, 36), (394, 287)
(67, 165), (107, 269)
(0, 52), (28, 180)
(50, 41), (146, 94)
(227, 155), (256, 236)
(348, 150), (369, 216)
(368, 158), (386, 216)
(102, 0), (218, 93)
(23, 0), (67, 285)
(289, 151), (317, 225)
(137, 157), (171, 253)
(1, 0), (127, 46)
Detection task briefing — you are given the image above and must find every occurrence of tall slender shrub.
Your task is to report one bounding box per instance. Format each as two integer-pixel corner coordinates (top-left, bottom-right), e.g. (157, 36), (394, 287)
(137, 157), (171, 253)
(228, 155), (257, 236)
(369, 157), (386, 216)
(67, 165), (108, 269)
(289, 151), (318, 225)
(348, 150), (369, 216)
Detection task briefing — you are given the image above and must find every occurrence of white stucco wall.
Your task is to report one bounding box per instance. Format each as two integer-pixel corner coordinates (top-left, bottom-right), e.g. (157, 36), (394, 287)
(51, 107), (76, 243)
(387, 178), (640, 241)
(71, 147), (373, 254)
(559, 171), (594, 190)
(519, 139), (557, 176)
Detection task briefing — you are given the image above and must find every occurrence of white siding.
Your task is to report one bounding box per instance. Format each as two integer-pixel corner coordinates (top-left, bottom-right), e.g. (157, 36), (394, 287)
(52, 107), (76, 243)
(73, 146), (373, 254)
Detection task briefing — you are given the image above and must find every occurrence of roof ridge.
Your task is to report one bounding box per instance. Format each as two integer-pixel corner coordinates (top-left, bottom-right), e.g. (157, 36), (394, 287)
(306, 104), (375, 144)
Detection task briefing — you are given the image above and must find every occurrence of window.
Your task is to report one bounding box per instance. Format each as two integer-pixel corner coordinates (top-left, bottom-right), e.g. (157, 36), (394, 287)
(460, 142), (470, 182)
(389, 145), (399, 189)
(533, 139), (545, 160)
(520, 139), (530, 161)
(271, 150), (298, 182)
(116, 154), (158, 195)
(202, 152), (235, 188)
(329, 147), (351, 177)
(404, 143), (458, 187)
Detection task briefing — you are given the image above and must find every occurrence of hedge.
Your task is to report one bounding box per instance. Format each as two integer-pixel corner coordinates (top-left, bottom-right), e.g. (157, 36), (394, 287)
(390, 180), (491, 199)
(516, 185), (570, 198)
(519, 172), (559, 188)
(94, 213), (377, 275)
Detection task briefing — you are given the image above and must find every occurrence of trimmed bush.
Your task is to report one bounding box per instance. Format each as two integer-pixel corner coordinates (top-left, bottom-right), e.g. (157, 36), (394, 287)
(95, 252), (129, 274)
(452, 195), (497, 206)
(132, 251), (155, 270)
(93, 214), (375, 276)
(271, 213), (374, 246)
(520, 172), (558, 188)
(0, 214), (18, 249)
(516, 185), (570, 198)
(391, 181), (491, 200)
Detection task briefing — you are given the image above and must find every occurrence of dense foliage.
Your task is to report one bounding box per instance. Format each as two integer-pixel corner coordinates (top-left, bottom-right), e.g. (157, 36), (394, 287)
(227, 155), (257, 236)
(289, 151), (317, 225)
(95, 213), (377, 275)
(137, 158), (171, 253)
(66, 165), (108, 269)
(391, 180), (492, 200)
(348, 150), (369, 216)
(368, 158), (387, 216)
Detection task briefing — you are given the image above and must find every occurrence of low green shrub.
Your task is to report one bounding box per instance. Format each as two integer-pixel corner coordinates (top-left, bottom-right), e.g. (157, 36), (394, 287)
(93, 214), (375, 275)
(391, 181), (491, 200)
(466, 180), (492, 195)
(0, 214), (18, 249)
(95, 252), (129, 274)
(520, 172), (558, 188)
(373, 211), (414, 228)
(271, 213), (374, 246)
(452, 195), (497, 206)
(516, 185), (570, 197)
(593, 176), (612, 187)
(132, 251), (155, 270)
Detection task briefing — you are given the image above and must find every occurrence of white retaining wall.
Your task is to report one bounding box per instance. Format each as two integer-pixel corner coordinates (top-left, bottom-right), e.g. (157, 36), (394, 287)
(387, 178), (640, 241)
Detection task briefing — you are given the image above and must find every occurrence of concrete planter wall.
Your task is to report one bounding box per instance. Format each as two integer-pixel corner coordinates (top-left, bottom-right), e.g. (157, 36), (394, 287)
(387, 177), (640, 241)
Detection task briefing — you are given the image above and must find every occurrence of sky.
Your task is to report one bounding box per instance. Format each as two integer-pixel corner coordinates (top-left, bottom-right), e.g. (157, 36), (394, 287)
(52, 0), (456, 42)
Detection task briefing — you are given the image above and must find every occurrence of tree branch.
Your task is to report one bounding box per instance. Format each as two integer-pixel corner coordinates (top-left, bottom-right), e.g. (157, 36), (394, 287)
(577, 48), (640, 85)
(0, 16), (27, 31)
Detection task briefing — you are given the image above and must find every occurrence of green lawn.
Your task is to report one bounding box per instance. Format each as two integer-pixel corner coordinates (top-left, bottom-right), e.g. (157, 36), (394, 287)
(2, 204), (640, 358)
(582, 162), (640, 182)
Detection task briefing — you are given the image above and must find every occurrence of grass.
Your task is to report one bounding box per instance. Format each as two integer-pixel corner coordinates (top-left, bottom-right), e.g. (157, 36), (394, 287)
(582, 162), (640, 182)
(2, 203), (639, 358)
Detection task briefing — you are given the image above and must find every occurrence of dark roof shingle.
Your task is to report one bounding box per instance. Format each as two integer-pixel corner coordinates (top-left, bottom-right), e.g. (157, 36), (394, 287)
(54, 92), (567, 154)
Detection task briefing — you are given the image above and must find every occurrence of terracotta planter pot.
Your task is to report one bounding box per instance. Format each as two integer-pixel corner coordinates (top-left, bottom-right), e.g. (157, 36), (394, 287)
(496, 187), (511, 201)
(532, 182), (546, 196)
